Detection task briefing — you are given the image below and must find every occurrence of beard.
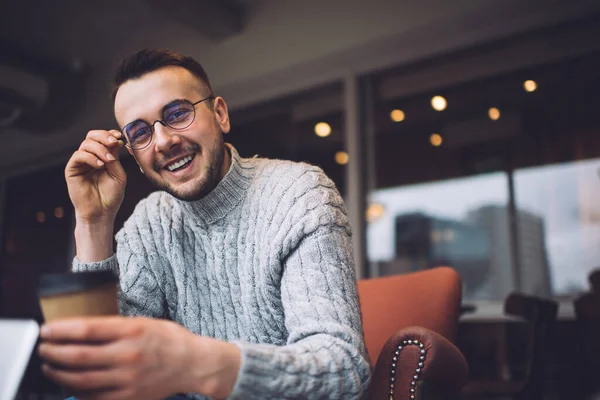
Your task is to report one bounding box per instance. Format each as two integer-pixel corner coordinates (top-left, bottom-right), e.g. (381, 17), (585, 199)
(145, 128), (227, 202)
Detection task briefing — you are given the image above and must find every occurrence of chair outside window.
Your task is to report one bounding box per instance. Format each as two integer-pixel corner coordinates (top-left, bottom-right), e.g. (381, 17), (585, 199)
(460, 292), (558, 400)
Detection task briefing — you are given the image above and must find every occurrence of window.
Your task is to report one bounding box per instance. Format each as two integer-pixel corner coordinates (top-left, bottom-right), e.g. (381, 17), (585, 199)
(229, 83), (347, 196)
(366, 36), (600, 300)
(515, 159), (600, 296)
(367, 173), (512, 301)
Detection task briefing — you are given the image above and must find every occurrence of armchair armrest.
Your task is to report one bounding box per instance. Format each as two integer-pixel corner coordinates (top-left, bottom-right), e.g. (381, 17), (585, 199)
(367, 326), (468, 400)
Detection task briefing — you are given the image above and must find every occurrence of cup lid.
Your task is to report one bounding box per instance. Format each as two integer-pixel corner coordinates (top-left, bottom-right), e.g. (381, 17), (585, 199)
(38, 270), (118, 297)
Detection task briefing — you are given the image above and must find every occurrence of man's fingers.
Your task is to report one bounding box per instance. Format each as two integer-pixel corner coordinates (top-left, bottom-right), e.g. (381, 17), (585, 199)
(85, 129), (126, 152)
(66, 151), (107, 175)
(38, 341), (130, 369)
(40, 316), (142, 342)
(72, 389), (131, 400)
(108, 129), (123, 140)
(79, 140), (119, 164)
(41, 363), (122, 392)
(69, 130), (126, 177)
(103, 153), (127, 185)
(86, 130), (123, 148)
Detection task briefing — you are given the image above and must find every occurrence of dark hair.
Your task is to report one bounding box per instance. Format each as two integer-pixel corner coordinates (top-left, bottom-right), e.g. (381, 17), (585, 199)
(110, 48), (213, 101)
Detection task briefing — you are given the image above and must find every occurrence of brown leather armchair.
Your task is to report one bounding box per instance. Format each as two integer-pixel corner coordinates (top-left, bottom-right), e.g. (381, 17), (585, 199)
(357, 267), (468, 400)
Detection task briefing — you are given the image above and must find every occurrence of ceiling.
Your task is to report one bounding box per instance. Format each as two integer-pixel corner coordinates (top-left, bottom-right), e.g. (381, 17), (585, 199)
(0, 0), (255, 177)
(0, 0), (252, 63)
(1, 0), (600, 181)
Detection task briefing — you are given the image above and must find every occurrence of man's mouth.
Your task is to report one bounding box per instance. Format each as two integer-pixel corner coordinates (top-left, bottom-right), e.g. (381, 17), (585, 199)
(165, 155), (194, 172)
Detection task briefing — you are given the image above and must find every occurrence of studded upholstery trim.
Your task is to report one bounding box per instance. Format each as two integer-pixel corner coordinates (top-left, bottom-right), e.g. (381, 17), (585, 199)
(388, 339), (427, 400)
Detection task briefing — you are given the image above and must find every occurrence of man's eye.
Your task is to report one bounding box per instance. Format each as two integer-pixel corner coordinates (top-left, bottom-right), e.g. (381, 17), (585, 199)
(132, 128), (150, 140)
(166, 110), (190, 122)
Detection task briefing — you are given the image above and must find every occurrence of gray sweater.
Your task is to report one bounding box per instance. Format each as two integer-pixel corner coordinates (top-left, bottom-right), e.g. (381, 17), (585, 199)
(73, 145), (371, 399)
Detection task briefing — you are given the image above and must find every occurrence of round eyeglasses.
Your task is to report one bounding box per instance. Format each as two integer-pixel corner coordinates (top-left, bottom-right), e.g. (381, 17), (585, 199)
(121, 96), (215, 150)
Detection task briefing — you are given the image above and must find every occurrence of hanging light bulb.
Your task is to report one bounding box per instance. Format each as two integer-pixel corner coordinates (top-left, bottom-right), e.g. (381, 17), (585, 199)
(431, 96), (447, 111)
(314, 122), (332, 137)
(430, 133), (443, 147)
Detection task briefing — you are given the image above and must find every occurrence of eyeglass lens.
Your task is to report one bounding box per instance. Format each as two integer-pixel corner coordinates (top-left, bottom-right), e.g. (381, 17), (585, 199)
(123, 100), (196, 149)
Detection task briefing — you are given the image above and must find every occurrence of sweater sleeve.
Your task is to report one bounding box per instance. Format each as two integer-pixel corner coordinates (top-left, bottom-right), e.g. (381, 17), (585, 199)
(228, 169), (371, 399)
(71, 234), (167, 319)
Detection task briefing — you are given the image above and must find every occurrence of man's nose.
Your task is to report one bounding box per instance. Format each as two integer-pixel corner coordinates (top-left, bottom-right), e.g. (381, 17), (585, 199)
(152, 121), (181, 150)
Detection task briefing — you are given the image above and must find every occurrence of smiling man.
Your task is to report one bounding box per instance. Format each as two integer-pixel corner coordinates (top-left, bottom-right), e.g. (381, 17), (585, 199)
(38, 49), (370, 400)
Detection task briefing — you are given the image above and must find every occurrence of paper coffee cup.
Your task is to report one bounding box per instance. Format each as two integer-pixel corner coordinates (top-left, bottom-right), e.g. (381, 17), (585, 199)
(38, 271), (119, 321)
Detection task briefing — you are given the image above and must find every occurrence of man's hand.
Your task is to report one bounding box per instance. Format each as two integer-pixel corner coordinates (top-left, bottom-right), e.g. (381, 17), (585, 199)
(65, 130), (127, 262)
(65, 130), (127, 224)
(38, 317), (241, 400)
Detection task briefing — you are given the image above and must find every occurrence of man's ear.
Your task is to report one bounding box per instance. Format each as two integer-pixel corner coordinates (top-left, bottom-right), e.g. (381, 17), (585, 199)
(213, 96), (231, 134)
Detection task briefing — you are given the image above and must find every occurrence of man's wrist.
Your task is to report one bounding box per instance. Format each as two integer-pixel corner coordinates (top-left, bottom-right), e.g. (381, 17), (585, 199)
(211, 341), (242, 399)
(74, 217), (115, 262)
(184, 335), (241, 398)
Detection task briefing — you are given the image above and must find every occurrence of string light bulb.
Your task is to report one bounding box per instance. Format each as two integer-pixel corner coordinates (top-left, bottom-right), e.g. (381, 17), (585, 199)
(335, 151), (349, 165)
(431, 96), (447, 111)
(390, 109), (405, 122)
(488, 107), (501, 121)
(314, 122), (332, 137)
(430, 133), (443, 147)
(524, 80), (537, 92)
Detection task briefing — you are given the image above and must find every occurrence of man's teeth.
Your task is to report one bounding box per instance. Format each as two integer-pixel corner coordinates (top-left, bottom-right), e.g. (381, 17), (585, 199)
(167, 155), (193, 172)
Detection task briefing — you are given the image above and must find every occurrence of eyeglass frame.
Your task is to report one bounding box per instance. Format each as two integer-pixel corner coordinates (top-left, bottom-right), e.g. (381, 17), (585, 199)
(121, 95), (215, 150)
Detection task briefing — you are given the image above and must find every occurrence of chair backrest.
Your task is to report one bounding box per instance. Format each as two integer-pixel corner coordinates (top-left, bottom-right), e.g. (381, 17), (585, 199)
(575, 270), (600, 394)
(357, 267), (462, 363)
(574, 292), (600, 368)
(504, 292), (558, 397)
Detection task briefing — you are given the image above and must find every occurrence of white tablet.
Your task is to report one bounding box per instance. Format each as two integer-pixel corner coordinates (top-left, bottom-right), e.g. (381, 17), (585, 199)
(0, 319), (39, 400)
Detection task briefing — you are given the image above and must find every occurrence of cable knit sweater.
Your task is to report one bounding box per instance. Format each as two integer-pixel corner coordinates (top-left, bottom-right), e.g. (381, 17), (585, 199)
(72, 145), (371, 399)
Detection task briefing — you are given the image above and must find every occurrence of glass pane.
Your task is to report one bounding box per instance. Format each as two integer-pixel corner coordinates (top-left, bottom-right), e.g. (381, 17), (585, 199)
(367, 173), (511, 301)
(515, 158), (600, 296)
(229, 83), (347, 196)
(366, 27), (600, 301)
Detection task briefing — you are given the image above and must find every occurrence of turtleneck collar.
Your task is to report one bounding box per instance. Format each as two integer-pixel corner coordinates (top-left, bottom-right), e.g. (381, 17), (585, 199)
(176, 143), (256, 225)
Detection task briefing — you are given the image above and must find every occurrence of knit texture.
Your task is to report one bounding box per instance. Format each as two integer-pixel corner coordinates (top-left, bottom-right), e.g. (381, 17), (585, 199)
(73, 145), (370, 399)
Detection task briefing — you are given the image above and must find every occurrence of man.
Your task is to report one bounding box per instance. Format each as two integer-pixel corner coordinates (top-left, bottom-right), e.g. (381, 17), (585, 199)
(38, 49), (370, 400)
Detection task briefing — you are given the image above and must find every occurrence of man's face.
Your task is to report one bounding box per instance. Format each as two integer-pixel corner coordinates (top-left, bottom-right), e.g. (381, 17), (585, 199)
(114, 66), (231, 201)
